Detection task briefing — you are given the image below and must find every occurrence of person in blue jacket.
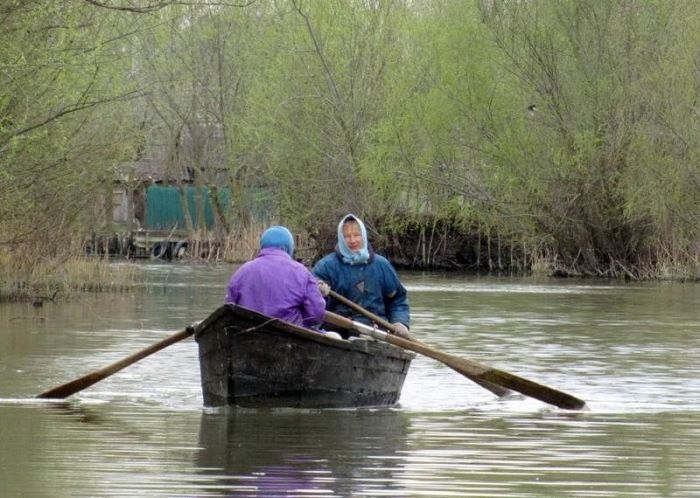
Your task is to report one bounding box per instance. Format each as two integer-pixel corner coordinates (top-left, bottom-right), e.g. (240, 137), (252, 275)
(313, 214), (410, 337)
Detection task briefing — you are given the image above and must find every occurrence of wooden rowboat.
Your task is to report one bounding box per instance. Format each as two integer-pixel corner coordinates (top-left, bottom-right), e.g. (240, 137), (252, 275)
(194, 304), (415, 408)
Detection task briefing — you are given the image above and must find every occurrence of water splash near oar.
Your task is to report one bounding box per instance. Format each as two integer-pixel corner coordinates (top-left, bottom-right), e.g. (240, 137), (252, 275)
(325, 311), (587, 411)
(37, 324), (201, 399)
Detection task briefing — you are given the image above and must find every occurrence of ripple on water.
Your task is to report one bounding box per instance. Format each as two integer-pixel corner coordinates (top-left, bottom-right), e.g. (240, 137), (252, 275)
(2, 271), (699, 497)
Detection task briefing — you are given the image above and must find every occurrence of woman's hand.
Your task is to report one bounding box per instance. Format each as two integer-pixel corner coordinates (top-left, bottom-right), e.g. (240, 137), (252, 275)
(317, 280), (331, 297)
(391, 322), (410, 338)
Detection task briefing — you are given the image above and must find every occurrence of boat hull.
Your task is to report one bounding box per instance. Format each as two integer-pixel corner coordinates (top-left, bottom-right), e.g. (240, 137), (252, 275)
(194, 305), (414, 408)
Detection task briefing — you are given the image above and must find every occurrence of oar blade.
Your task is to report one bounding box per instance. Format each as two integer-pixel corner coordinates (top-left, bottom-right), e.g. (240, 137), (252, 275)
(406, 337), (586, 410)
(326, 290), (514, 398)
(37, 326), (196, 399)
(485, 369), (586, 410)
(38, 373), (105, 399)
(326, 311), (587, 411)
(398, 335), (586, 410)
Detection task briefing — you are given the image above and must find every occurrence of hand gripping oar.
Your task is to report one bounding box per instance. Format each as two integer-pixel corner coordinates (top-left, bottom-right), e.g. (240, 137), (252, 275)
(326, 289), (513, 398)
(324, 310), (587, 410)
(37, 323), (201, 399)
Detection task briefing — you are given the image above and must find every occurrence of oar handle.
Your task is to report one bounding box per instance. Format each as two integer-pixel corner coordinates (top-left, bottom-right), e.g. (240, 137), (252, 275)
(324, 311), (387, 339)
(328, 289), (404, 335)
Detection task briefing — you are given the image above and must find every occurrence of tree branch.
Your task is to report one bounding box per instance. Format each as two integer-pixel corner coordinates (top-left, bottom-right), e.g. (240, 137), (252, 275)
(0, 90), (145, 152)
(82, 0), (257, 13)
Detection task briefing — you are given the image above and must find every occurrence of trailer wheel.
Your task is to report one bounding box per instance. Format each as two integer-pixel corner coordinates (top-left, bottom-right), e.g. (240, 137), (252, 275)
(173, 240), (188, 258)
(151, 241), (168, 259)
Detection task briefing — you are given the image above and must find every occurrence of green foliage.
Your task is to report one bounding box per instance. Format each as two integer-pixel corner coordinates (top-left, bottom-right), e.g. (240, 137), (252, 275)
(1, 2), (144, 256)
(245, 1), (411, 236)
(415, 0), (695, 276)
(1, 0), (697, 280)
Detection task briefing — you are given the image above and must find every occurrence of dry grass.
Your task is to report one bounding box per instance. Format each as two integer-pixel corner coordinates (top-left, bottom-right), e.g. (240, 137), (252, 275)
(0, 221), (319, 303)
(215, 222), (317, 264)
(220, 225), (261, 263)
(528, 243), (699, 281)
(173, 225), (262, 263)
(0, 249), (139, 303)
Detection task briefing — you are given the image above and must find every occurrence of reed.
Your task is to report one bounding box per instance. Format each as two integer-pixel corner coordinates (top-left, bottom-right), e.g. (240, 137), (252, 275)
(205, 222), (317, 264)
(219, 222), (269, 263)
(0, 249), (138, 303)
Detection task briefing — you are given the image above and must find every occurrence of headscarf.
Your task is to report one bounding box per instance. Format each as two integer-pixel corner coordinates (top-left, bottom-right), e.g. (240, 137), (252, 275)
(337, 214), (369, 265)
(260, 226), (294, 256)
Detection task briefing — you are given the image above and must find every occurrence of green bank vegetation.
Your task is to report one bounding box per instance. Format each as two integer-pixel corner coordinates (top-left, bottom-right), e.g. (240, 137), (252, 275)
(1, 0), (698, 300)
(0, 250), (137, 303)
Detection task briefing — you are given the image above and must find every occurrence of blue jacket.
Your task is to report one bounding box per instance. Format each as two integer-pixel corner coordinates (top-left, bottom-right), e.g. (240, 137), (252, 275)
(313, 250), (410, 328)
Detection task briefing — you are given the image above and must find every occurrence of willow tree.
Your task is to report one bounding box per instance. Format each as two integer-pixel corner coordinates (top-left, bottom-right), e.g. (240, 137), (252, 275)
(362, 0), (698, 276)
(473, 0), (700, 277)
(127, 4), (272, 239)
(361, 0), (531, 268)
(244, 0), (411, 247)
(0, 2), (145, 260)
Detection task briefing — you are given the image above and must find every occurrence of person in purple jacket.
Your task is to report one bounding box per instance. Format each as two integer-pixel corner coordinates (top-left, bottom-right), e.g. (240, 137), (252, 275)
(225, 226), (328, 330)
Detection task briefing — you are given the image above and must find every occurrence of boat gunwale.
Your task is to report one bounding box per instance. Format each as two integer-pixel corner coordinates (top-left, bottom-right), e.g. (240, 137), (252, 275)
(194, 304), (415, 360)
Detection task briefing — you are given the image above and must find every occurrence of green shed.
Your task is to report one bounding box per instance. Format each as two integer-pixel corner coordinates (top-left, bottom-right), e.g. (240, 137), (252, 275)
(144, 185), (272, 230)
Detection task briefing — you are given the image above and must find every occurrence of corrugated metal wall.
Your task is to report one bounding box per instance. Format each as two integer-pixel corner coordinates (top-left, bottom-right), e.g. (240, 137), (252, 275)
(144, 185), (272, 230)
(145, 185), (229, 230)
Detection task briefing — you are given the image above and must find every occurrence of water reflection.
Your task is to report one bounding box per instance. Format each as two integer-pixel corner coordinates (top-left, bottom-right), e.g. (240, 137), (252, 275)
(195, 409), (410, 497)
(3, 399), (699, 498)
(1, 267), (700, 497)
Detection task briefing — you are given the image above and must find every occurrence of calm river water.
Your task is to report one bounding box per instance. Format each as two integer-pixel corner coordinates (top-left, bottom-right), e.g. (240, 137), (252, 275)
(1, 263), (699, 497)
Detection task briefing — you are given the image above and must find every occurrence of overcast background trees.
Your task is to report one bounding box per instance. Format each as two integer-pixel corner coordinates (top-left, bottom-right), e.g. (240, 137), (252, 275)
(1, 0), (698, 279)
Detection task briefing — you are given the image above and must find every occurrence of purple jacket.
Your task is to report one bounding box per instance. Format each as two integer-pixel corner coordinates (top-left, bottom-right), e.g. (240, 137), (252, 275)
(225, 247), (326, 328)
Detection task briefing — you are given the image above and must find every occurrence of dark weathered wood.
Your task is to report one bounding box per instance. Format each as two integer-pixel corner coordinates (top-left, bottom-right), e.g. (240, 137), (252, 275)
(327, 289), (513, 398)
(194, 305), (414, 408)
(325, 311), (587, 411)
(38, 325), (199, 399)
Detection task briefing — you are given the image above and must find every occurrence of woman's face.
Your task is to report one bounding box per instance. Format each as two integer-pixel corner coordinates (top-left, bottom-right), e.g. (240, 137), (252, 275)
(342, 221), (363, 252)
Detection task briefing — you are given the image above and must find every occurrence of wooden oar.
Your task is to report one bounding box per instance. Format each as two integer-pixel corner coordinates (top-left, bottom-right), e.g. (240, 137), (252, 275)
(37, 323), (201, 399)
(324, 311), (587, 410)
(327, 289), (513, 398)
